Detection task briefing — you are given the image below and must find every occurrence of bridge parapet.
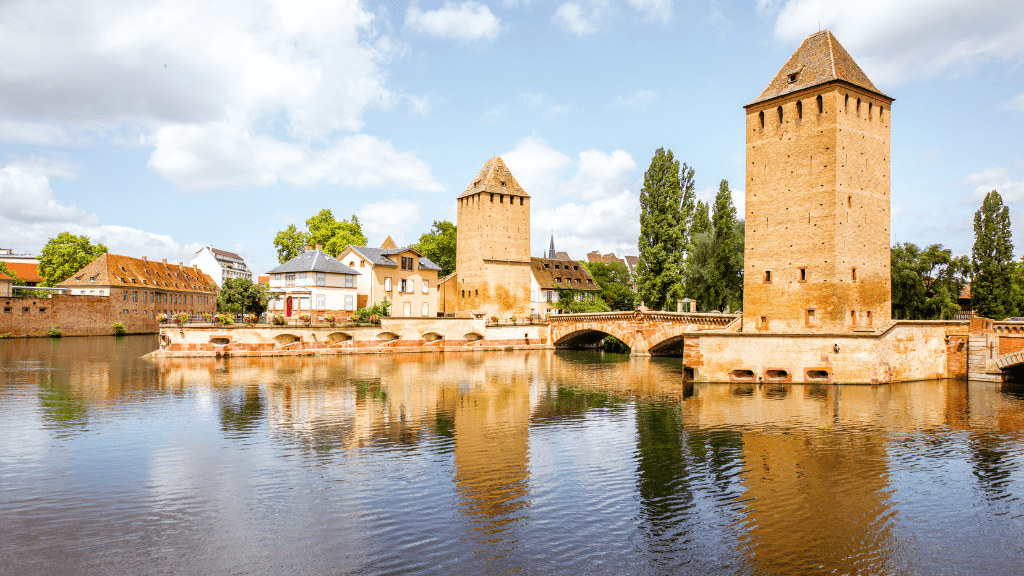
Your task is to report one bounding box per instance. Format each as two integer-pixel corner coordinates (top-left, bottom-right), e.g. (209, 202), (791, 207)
(549, 309), (741, 356)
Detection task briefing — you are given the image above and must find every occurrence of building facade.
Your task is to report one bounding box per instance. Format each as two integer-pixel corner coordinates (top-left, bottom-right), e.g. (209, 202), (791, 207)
(742, 30), (893, 333)
(190, 246), (252, 288)
(337, 237), (442, 318)
(529, 256), (601, 317)
(56, 254), (218, 321)
(266, 246), (360, 318)
(447, 156), (532, 319)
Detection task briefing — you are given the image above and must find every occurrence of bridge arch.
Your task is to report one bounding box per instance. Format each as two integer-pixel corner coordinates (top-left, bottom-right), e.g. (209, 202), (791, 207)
(552, 326), (636, 352)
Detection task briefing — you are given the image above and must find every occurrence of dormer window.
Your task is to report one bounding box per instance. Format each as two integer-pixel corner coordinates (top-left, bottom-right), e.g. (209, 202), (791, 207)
(788, 73), (798, 83)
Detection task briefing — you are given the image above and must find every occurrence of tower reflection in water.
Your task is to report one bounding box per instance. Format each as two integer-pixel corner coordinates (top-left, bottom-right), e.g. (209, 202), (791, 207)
(150, 350), (1024, 572)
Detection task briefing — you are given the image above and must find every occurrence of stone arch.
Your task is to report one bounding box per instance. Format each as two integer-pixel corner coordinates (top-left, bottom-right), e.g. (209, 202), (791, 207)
(274, 334), (300, 345)
(327, 332), (352, 344)
(422, 332), (443, 342)
(552, 326), (636, 352)
(464, 332), (483, 341)
(648, 334), (687, 356)
(210, 337), (231, 346)
(376, 332), (400, 341)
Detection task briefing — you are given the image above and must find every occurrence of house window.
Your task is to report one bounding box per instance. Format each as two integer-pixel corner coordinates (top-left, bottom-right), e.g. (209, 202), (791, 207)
(764, 270), (772, 283)
(133, 291), (138, 302)
(385, 277), (392, 292)
(316, 272), (325, 287)
(546, 291), (553, 302)
(316, 295), (326, 310)
(401, 256), (414, 270)
(123, 292), (129, 301)
(345, 275), (354, 288)
(285, 274), (295, 287)
(421, 303), (428, 317)
(345, 295), (354, 310)
(422, 281), (429, 294)
(400, 279), (408, 293)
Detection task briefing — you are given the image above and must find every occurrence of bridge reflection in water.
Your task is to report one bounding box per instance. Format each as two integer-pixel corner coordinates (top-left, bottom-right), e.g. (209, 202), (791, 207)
(146, 349), (1024, 573)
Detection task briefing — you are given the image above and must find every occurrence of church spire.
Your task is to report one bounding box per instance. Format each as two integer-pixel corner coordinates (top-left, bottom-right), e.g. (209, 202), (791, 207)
(548, 232), (556, 259)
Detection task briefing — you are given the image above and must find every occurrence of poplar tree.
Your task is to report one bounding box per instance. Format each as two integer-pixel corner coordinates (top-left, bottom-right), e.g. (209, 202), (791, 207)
(710, 180), (744, 311)
(972, 190), (1015, 319)
(636, 148), (685, 310)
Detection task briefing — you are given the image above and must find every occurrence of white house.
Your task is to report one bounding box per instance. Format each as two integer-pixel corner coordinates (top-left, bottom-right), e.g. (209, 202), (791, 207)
(190, 246), (252, 288)
(266, 245), (360, 318)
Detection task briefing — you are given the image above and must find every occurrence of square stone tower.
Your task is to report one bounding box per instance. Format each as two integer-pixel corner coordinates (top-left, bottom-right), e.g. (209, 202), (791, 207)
(454, 156), (532, 318)
(743, 30), (894, 333)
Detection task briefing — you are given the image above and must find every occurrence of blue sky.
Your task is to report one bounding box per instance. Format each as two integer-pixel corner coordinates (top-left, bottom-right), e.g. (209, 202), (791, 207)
(1, 0), (1022, 276)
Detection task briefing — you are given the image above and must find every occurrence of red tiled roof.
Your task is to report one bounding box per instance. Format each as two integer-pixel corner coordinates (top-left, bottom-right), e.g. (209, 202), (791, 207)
(0, 272), (13, 282)
(210, 247), (243, 260)
(1, 262), (42, 283)
(530, 257), (600, 291)
(57, 254), (217, 293)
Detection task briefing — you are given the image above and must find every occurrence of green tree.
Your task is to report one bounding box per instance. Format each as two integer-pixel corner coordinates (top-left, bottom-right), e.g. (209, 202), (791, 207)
(217, 278), (271, 315)
(636, 148), (685, 310)
(586, 261), (635, 311)
(412, 220), (457, 277)
(38, 232), (108, 286)
(306, 210), (367, 256)
(556, 288), (611, 313)
(891, 243), (970, 320)
(682, 187), (744, 312)
(274, 224), (306, 264)
(972, 190), (1015, 319)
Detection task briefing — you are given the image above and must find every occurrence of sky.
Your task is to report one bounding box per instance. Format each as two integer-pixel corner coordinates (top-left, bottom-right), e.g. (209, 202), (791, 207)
(1, 0), (1022, 276)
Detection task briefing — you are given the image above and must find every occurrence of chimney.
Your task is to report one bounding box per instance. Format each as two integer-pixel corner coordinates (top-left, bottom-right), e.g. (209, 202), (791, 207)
(315, 243), (323, 252)
(162, 259), (167, 264)
(142, 256), (147, 263)
(305, 245), (312, 252)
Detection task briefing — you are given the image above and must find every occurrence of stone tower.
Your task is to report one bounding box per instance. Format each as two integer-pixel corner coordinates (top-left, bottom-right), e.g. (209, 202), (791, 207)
(742, 30), (893, 333)
(454, 156), (532, 318)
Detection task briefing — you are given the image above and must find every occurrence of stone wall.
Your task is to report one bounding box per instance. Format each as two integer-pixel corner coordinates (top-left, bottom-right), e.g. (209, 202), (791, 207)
(1, 294), (157, 337)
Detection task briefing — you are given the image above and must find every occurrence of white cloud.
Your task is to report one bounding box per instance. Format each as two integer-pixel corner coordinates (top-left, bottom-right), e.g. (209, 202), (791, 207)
(1001, 91), (1024, 111)
(147, 122), (445, 192)
(502, 136), (641, 259)
(0, 161), (200, 261)
(405, 2), (501, 44)
(0, 0), (440, 191)
(0, 121), (72, 145)
(611, 89), (657, 108)
(769, 0), (1024, 85)
(552, 0), (609, 37)
(518, 93), (571, 117)
(962, 167), (1024, 203)
(357, 199), (422, 247)
(626, 0), (671, 23)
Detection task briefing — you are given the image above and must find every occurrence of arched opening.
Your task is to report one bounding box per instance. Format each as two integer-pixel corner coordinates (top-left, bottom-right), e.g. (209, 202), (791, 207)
(210, 337), (230, 346)
(816, 94), (823, 113)
(274, 334), (300, 345)
(796, 100), (803, 119)
(554, 329), (631, 354)
(759, 110), (764, 128)
(327, 332), (352, 344)
(376, 332), (400, 341)
(731, 369), (756, 382)
(422, 332), (443, 342)
(777, 105), (783, 123)
(464, 332), (483, 342)
(648, 334), (686, 357)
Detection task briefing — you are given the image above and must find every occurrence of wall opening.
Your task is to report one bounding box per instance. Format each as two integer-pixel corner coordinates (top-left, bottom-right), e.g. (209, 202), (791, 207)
(816, 94), (823, 113)
(777, 106), (783, 123)
(806, 309), (815, 327)
(464, 332), (483, 342)
(731, 369), (756, 381)
(210, 337), (230, 346)
(796, 100), (803, 119)
(376, 332), (400, 341)
(327, 332), (352, 344)
(764, 270), (772, 283)
(759, 110), (764, 128)
(422, 332), (443, 342)
(850, 310), (857, 326)
(851, 267), (857, 281)
(857, 98), (861, 115)
(805, 369), (830, 381)
(765, 369), (789, 381)
(799, 268), (807, 281)
(845, 94), (849, 112)
(274, 334), (300, 345)
(847, 194), (852, 208)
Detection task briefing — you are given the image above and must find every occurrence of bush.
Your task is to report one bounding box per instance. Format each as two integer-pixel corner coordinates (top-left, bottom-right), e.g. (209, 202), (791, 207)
(298, 314), (311, 323)
(48, 327), (62, 338)
(348, 314), (359, 323)
(272, 314), (287, 325)
(113, 322), (126, 336)
(354, 297), (391, 323)
(174, 313), (190, 324)
(368, 314), (380, 325)
(323, 314), (335, 324)
(156, 313), (168, 323)
(244, 313), (257, 325)
(214, 313), (234, 325)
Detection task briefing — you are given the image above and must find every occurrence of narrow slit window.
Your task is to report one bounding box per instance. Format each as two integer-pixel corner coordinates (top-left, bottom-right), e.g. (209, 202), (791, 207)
(796, 100), (803, 119)
(777, 106), (783, 123)
(847, 194), (852, 208)
(866, 311), (873, 326)
(845, 94), (849, 112)
(857, 98), (861, 115)
(816, 94), (823, 113)
(806, 309), (816, 327)
(759, 110), (765, 128)
(851, 267), (857, 281)
(879, 105), (884, 121)
(799, 268), (807, 281)
(851, 310), (857, 326)
(764, 270), (772, 283)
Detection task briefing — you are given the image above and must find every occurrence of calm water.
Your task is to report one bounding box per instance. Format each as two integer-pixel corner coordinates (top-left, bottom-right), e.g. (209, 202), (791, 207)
(2, 336), (1024, 575)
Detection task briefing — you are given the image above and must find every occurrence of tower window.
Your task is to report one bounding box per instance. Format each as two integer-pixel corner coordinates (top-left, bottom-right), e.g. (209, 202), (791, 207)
(857, 98), (861, 115)
(520, 197), (524, 205)
(847, 195), (852, 208)
(500, 195), (504, 203)
(851, 267), (857, 281)
(816, 95), (823, 113)
(777, 106), (783, 123)
(764, 270), (772, 283)
(866, 311), (872, 326)
(759, 110), (764, 128)
(788, 72), (798, 83)
(868, 102), (873, 118)
(879, 105), (884, 121)
(490, 194), (494, 202)
(845, 94), (849, 112)
(851, 310), (857, 326)
(799, 268), (807, 282)
(806, 309), (816, 327)
(797, 100), (803, 119)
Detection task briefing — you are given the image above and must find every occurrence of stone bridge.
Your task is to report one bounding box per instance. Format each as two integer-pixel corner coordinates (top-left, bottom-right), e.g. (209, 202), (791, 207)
(548, 309), (741, 356)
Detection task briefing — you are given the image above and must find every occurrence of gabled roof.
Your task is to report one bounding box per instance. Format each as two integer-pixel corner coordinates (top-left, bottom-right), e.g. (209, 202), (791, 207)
(458, 156), (529, 199)
(266, 249), (359, 275)
(198, 246), (244, 261)
(747, 30), (891, 107)
(530, 257), (600, 291)
(0, 271), (13, 282)
(57, 254), (217, 292)
(347, 245), (442, 271)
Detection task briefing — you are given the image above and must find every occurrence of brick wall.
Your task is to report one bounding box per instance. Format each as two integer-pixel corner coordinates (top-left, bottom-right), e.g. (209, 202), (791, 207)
(0, 294), (157, 337)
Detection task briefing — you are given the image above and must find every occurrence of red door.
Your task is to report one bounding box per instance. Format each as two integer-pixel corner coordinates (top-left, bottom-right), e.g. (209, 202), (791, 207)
(286, 296), (293, 317)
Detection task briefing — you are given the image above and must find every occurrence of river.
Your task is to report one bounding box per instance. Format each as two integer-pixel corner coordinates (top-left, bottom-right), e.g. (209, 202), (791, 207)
(2, 335), (1023, 575)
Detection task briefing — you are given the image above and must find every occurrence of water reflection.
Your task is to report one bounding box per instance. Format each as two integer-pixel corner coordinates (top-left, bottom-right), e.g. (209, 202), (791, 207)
(2, 337), (1024, 575)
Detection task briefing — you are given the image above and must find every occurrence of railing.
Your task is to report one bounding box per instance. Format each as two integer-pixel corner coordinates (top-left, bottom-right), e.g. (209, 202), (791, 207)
(953, 311), (974, 320)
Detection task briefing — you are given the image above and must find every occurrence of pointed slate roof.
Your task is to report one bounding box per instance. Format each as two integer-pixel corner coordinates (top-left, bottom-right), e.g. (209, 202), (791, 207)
(746, 30), (891, 107)
(346, 245), (442, 271)
(266, 249), (359, 275)
(458, 156), (529, 199)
